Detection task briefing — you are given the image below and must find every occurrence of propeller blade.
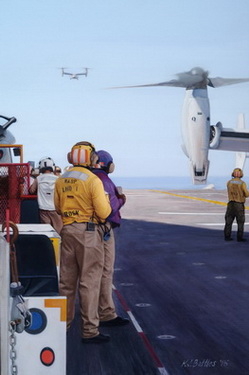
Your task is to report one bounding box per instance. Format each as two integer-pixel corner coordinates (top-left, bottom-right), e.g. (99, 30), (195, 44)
(109, 79), (189, 89)
(109, 68), (249, 90)
(110, 68), (208, 89)
(208, 77), (249, 88)
(0, 116), (16, 130)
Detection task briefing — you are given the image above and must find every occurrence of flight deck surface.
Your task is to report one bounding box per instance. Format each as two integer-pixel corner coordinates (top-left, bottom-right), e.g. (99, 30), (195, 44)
(67, 189), (249, 375)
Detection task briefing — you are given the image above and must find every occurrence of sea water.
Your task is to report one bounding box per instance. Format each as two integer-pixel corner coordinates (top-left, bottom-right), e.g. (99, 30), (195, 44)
(112, 176), (249, 190)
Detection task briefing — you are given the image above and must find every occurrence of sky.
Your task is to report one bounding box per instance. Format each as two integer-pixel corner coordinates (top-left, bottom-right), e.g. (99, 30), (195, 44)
(1, 0), (249, 184)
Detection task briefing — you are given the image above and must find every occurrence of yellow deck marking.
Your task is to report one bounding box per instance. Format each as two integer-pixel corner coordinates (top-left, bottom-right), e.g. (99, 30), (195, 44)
(151, 190), (249, 210)
(45, 298), (67, 321)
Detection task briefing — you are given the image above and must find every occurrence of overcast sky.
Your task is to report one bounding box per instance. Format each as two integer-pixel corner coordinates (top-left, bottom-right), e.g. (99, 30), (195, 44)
(1, 0), (249, 183)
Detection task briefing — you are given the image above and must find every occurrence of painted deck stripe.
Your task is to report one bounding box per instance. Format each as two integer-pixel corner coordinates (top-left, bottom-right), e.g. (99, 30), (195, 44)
(113, 285), (169, 375)
(199, 222), (249, 226)
(127, 310), (143, 333)
(159, 212), (225, 215)
(152, 190), (249, 210)
(139, 331), (169, 374)
(112, 285), (130, 312)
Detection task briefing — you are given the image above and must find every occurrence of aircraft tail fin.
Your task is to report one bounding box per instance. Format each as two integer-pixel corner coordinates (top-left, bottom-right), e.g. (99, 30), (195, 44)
(236, 152), (246, 169)
(237, 113), (245, 131)
(235, 113), (248, 169)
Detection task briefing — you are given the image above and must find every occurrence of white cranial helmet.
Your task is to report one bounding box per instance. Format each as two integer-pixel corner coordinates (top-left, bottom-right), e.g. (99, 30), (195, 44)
(38, 157), (55, 171)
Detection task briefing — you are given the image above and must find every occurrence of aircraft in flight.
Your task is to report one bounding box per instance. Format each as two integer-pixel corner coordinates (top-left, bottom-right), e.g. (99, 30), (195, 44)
(61, 67), (88, 80)
(113, 67), (249, 184)
(0, 115), (17, 163)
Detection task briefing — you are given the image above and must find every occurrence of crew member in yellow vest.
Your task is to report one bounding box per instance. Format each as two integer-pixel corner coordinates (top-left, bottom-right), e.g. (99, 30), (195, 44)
(224, 168), (249, 242)
(54, 142), (112, 343)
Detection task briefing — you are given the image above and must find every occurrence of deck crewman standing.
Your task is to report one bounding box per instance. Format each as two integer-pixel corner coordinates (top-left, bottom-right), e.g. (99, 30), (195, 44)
(224, 168), (249, 242)
(54, 141), (112, 343)
(92, 150), (129, 327)
(29, 157), (63, 234)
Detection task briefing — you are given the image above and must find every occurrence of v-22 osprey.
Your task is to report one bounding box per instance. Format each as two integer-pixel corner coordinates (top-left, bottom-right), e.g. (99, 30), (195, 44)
(115, 67), (249, 184)
(61, 67), (88, 80)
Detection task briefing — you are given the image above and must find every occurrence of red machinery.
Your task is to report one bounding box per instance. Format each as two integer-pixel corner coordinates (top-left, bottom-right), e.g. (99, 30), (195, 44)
(0, 163), (30, 223)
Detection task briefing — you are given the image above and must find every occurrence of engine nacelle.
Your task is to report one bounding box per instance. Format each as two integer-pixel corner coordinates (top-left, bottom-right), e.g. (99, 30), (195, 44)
(209, 122), (223, 149)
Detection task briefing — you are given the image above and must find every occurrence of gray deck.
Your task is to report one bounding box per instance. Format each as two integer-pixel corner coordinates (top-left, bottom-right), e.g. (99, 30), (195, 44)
(67, 189), (249, 375)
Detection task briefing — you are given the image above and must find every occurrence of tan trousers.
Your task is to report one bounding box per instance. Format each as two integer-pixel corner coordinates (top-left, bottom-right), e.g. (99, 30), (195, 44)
(59, 222), (104, 338)
(98, 227), (117, 321)
(39, 209), (63, 234)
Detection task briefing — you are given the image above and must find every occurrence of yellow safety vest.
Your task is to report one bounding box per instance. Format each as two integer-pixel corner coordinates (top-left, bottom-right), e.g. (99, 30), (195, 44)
(227, 178), (249, 203)
(54, 166), (111, 225)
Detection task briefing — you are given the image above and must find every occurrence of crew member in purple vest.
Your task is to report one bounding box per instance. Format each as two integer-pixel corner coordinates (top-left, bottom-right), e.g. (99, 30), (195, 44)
(92, 150), (129, 326)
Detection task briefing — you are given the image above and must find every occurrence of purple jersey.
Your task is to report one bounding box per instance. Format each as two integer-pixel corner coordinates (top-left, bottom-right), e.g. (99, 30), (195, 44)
(92, 169), (125, 227)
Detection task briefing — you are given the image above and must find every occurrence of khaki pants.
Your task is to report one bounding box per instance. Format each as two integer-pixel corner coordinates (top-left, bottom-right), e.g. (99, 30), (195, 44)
(39, 209), (63, 234)
(59, 222), (104, 338)
(98, 227), (117, 322)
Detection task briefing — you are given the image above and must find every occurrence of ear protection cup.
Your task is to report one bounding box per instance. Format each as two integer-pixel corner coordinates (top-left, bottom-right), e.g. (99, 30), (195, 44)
(107, 162), (115, 174)
(67, 151), (72, 164)
(90, 152), (98, 166)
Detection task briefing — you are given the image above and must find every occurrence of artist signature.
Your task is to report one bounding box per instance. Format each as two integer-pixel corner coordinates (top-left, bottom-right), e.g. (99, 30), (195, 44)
(181, 359), (230, 368)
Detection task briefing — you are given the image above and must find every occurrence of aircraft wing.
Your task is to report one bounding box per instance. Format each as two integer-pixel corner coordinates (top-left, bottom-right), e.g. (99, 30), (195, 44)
(63, 72), (72, 76)
(211, 127), (249, 152)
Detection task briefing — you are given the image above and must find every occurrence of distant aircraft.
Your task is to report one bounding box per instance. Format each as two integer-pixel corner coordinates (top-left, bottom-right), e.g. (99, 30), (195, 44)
(113, 67), (249, 184)
(0, 115), (17, 163)
(61, 67), (88, 80)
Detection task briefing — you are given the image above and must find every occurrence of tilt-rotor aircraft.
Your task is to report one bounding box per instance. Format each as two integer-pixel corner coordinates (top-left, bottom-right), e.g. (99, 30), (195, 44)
(61, 67), (88, 80)
(115, 67), (249, 184)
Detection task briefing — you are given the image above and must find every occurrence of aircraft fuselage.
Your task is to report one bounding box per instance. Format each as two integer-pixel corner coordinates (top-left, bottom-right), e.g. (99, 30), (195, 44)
(181, 89), (210, 184)
(0, 129), (16, 163)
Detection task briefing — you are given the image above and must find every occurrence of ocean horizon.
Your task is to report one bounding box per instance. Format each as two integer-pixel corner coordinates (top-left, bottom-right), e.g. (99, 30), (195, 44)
(112, 176), (249, 190)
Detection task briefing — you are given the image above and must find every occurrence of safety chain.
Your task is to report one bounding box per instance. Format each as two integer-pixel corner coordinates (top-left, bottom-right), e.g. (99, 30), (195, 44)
(9, 321), (18, 375)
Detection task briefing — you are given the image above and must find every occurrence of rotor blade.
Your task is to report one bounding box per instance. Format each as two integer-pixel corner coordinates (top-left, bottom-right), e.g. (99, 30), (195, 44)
(109, 79), (189, 89)
(0, 116), (16, 129)
(110, 69), (207, 89)
(208, 77), (249, 88)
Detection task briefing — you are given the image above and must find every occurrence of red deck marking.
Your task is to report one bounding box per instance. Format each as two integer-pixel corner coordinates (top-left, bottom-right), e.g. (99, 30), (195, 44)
(113, 286), (130, 312)
(113, 285), (169, 374)
(139, 331), (164, 368)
